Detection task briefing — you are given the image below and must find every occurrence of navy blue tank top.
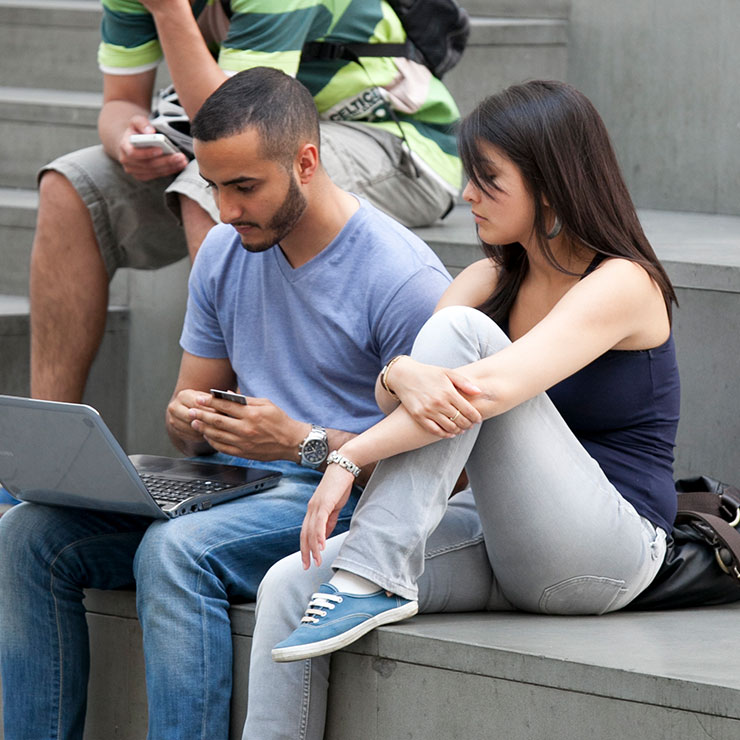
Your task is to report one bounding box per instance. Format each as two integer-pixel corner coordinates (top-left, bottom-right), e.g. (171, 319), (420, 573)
(546, 337), (680, 532)
(504, 265), (681, 533)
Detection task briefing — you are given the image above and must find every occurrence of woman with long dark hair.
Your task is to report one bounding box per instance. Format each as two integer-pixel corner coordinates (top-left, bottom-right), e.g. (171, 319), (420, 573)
(243, 80), (680, 738)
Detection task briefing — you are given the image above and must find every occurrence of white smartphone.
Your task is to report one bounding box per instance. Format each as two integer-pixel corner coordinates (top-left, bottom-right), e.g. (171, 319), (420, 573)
(210, 389), (248, 405)
(129, 133), (180, 156)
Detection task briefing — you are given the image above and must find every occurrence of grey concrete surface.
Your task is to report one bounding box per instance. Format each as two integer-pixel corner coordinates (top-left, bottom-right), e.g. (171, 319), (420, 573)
(0, 87), (101, 189)
(328, 653), (740, 739)
(464, 0), (570, 18)
(0, 0), (170, 95)
(0, 0), (102, 92)
(0, 188), (36, 297)
(672, 287), (740, 484)
(443, 17), (568, 116)
(0, 295), (129, 442)
(122, 258), (190, 456)
(74, 589), (740, 740)
(0, 187), (131, 305)
(416, 205), (740, 281)
(567, 0), (740, 216)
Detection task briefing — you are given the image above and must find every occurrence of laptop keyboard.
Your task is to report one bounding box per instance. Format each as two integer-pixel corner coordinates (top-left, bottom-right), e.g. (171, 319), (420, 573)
(139, 473), (230, 504)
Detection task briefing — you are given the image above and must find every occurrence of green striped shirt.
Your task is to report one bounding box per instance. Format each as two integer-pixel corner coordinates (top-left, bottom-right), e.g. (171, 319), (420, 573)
(99, 0), (462, 191)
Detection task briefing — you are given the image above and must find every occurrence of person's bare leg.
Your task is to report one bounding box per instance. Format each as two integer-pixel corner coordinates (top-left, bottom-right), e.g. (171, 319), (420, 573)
(180, 195), (216, 262)
(30, 171), (109, 402)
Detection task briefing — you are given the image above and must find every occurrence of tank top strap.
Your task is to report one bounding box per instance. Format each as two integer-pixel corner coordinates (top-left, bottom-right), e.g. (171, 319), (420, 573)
(581, 253), (606, 279)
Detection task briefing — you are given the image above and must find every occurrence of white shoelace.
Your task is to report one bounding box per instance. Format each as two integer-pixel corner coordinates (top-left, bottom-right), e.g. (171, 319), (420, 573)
(300, 591), (343, 624)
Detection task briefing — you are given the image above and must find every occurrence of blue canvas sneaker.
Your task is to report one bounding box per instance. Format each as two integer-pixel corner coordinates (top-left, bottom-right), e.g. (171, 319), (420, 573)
(272, 582), (418, 662)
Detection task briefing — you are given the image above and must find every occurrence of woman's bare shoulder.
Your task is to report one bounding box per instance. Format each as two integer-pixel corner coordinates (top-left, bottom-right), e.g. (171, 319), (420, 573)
(436, 259), (498, 311)
(568, 256), (671, 349)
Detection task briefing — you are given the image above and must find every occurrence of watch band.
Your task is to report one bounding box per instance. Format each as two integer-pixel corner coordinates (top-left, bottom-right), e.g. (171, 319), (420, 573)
(326, 450), (362, 478)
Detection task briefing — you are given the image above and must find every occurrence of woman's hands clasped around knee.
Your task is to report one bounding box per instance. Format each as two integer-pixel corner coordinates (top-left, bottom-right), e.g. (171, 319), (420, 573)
(384, 356), (483, 437)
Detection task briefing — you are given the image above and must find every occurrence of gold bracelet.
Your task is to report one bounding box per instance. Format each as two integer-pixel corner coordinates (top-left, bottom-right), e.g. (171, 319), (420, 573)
(380, 354), (406, 399)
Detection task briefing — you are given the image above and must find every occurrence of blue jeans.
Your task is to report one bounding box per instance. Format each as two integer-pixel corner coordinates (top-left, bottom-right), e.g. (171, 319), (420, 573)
(0, 458), (359, 740)
(243, 307), (667, 739)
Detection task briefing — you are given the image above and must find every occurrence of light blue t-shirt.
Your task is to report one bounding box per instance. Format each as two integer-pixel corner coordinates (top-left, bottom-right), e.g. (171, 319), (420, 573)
(180, 199), (451, 434)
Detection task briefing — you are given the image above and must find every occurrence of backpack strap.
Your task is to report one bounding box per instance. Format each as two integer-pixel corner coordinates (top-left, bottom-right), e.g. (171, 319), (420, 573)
(301, 40), (423, 66)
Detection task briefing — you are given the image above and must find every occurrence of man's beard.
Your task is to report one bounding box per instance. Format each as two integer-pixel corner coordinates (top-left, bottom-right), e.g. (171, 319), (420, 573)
(239, 174), (308, 253)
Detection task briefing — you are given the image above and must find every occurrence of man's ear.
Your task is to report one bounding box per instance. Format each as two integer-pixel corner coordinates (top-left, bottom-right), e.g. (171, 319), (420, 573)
(295, 142), (319, 183)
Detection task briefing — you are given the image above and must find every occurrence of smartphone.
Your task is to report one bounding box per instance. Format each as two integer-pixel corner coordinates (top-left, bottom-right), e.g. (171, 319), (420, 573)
(210, 389), (248, 405)
(129, 133), (180, 156)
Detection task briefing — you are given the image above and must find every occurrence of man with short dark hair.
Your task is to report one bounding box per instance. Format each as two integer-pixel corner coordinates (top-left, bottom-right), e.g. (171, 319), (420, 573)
(0, 68), (451, 739)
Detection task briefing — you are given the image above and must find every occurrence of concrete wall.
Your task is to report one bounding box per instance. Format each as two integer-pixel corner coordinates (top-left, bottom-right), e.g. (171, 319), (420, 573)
(567, 0), (740, 216)
(672, 286), (740, 484)
(120, 260), (190, 456)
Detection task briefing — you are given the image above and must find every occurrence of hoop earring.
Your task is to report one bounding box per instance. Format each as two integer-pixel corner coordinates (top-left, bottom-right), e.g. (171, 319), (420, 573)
(546, 215), (562, 240)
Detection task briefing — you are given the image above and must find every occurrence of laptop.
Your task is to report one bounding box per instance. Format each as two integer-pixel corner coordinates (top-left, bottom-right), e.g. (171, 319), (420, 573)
(0, 395), (282, 519)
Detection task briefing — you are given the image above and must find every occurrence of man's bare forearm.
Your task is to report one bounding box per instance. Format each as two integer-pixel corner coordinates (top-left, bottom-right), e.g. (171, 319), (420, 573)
(146, 1), (228, 118)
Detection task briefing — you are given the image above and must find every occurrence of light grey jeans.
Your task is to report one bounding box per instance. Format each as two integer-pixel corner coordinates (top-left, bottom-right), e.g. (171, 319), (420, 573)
(243, 306), (667, 740)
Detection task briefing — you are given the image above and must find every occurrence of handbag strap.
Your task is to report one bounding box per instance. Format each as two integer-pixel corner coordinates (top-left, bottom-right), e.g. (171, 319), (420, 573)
(675, 489), (740, 581)
(677, 487), (740, 525)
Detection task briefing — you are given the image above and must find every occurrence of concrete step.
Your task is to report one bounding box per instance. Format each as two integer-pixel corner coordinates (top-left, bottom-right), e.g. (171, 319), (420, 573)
(0, 294), (129, 443)
(0, 0), (171, 94)
(76, 588), (740, 739)
(417, 205), (740, 487)
(463, 0), (569, 18)
(0, 87), (101, 189)
(444, 16), (569, 115)
(421, 205), (740, 288)
(0, 188), (36, 297)
(0, 187), (133, 304)
(0, 0), (102, 93)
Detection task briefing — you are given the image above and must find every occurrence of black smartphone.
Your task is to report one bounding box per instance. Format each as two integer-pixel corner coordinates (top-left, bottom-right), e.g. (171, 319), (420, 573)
(209, 389), (248, 405)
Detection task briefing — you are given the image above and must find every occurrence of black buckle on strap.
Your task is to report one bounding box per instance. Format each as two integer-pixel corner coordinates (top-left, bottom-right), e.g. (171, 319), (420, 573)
(302, 42), (349, 62)
(301, 40), (416, 64)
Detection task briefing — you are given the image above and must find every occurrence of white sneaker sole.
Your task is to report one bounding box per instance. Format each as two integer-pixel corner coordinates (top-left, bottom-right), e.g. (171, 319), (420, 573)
(271, 600), (419, 663)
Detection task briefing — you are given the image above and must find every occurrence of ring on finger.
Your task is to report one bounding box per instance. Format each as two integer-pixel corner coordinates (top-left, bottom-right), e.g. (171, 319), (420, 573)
(448, 409), (460, 422)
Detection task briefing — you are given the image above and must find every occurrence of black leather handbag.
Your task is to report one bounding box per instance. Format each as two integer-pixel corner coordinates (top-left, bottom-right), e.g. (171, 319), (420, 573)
(628, 476), (740, 610)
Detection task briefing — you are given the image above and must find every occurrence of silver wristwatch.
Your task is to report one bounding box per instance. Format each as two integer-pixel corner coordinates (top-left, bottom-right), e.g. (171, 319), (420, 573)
(298, 425), (329, 468)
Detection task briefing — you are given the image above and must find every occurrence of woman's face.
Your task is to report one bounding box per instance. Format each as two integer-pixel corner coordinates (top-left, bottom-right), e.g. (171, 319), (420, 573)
(462, 142), (537, 247)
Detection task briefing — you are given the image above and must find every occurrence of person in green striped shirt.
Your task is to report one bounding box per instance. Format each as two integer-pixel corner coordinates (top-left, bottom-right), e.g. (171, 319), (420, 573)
(30, 0), (463, 407)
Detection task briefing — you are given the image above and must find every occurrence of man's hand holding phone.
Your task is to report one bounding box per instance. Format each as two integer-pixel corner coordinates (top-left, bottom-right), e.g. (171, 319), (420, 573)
(119, 115), (188, 181)
(187, 392), (310, 463)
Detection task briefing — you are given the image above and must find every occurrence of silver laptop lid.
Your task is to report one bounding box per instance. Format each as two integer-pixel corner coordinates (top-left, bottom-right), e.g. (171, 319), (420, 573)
(0, 395), (165, 518)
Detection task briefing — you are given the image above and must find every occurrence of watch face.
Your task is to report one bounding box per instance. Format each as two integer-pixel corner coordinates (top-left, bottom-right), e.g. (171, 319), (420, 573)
(302, 439), (328, 465)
